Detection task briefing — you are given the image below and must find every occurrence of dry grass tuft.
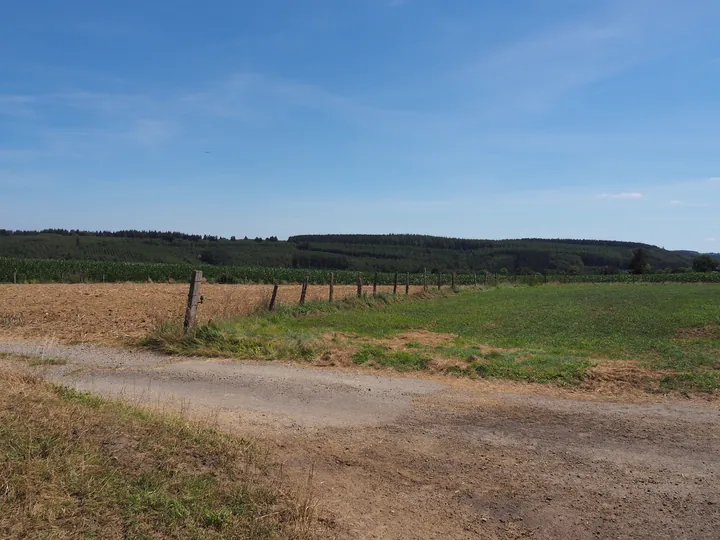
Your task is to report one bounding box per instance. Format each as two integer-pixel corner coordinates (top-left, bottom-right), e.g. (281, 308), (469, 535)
(0, 364), (320, 539)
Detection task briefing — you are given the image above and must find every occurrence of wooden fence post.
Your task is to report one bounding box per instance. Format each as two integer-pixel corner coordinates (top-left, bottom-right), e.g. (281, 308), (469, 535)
(184, 270), (203, 332)
(373, 273), (378, 296)
(473, 272), (477, 287)
(329, 272), (334, 303)
(405, 273), (410, 295)
(300, 277), (308, 305)
(269, 281), (279, 311)
(393, 272), (398, 295)
(423, 268), (428, 291)
(451, 272), (456, 291)
(357, 275), (363, 298)
(13, 271), (17, 284)
(437, 274), (442, 290)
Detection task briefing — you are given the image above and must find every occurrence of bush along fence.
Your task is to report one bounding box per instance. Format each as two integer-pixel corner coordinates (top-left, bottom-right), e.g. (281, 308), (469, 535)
(1, 257), (719, 285)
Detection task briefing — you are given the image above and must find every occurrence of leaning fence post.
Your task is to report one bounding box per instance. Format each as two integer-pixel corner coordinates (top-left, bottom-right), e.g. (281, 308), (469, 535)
(405, 272), (410, 295)
(269, 281), (279, 311)
(357, 275), (363, 298)
(329, 272), (334, 303)
(184, 270), (203, 332)
(393, 272), (398, 295)
(300, 276), (308, 305)
(373, 273), (378, 296)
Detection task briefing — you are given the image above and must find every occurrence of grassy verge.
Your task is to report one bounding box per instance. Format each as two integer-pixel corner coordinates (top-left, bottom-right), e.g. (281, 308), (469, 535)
(0, 362), (316, 539)
(0, 351), (67, 366)
(144, 284), (720, 393)
(143, 291), (451, 359)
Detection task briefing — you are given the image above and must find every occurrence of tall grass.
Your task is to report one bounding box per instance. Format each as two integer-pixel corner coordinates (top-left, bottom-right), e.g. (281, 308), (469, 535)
(0, 362), (319, 538)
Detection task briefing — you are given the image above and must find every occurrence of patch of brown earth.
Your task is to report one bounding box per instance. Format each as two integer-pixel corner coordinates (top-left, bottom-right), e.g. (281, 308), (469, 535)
(0, 283), (425, 344)
(391, 330), (457, 347)
(674, 323), (720, 341)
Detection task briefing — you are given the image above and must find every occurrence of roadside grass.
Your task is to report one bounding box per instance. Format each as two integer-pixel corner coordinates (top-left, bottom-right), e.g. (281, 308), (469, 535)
(446, 353), (591, 385)
(352, 344), (431, 371)
(143, 291), (448, 360)
(145, 284), (720, 393)
(0, 364), (317, 539)
(0, 352), (67, 366)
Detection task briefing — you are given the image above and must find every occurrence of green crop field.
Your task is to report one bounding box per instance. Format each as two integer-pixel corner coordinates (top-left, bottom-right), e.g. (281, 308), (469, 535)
(1, 257), (719, 285)
(147, 284), (720, 393)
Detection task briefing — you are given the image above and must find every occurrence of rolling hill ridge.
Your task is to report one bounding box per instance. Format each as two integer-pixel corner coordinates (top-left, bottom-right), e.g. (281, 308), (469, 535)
(0, 229), (701, 274)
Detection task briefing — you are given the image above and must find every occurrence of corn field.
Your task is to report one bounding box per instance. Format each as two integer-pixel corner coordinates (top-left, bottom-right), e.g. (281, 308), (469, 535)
(1, 257), (718, 285)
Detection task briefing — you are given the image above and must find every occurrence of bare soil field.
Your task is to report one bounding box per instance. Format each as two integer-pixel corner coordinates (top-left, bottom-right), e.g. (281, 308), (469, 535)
(1, 343), (719, 539)
(0, 283), (423, 344)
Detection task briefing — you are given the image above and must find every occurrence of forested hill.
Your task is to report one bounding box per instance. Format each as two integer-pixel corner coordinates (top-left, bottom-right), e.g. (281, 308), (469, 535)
(0, 230), (695, 274)
(287, 234), (692, 273)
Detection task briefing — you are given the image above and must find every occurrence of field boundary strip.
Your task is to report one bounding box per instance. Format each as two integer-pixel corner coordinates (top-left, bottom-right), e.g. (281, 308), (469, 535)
(1, 257), (719, 285)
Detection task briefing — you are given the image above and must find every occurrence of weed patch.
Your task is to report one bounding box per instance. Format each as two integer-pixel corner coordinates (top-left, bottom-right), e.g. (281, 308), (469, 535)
(0, 365), (317, 538)
(352, 344), (431, 371)
(657, 371), (720, 394)
(444, 349), (591, 385)
(0, 352), (67, 367)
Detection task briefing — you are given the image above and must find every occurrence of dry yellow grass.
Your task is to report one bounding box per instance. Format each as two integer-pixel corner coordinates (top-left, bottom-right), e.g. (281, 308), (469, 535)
(0, 283), (424, 344)
(0, 360), (319, 539)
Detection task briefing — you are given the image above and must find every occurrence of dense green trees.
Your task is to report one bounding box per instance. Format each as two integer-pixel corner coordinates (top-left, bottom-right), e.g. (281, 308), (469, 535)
(629, 248), (651, 275)
(0, 231), (696, 275)
(693, 254), (719, 272)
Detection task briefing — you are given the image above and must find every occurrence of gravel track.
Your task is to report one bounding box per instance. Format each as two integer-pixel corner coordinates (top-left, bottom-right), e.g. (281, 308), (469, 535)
(2, 339), (719, 539)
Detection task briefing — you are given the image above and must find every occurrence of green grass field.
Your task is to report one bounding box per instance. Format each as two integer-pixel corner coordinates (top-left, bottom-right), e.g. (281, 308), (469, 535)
(147, 284), (720, 393)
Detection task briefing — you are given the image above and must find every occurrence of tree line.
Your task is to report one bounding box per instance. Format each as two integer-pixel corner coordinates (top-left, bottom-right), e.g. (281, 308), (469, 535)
(1, 230), (714, 275)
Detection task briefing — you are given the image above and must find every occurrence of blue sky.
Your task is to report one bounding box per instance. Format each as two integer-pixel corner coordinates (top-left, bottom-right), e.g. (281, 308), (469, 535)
(1, 0), (719, 251)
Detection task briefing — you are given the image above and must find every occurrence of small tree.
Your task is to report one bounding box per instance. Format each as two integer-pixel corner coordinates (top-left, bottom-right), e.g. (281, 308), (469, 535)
(693, 254), (718, 273)
(629, 248), (650, 275)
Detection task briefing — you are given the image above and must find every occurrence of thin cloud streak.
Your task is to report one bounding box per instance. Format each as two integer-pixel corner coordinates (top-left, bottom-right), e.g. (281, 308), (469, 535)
(597, 192), (644, 199)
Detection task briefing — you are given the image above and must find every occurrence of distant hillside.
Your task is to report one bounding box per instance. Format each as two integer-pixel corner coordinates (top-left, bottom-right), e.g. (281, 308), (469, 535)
(287, 234), (692, 273)
(0, 229), (694, 274)
(674, 250), (720, 261)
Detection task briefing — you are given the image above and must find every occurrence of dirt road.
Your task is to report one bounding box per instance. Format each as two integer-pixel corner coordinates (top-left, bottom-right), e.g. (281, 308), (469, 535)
(2, 340), (719, 539)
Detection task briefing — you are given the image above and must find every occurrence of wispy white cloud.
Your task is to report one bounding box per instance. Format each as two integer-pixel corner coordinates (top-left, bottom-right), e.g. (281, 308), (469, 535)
(0, 169), (60, 188)
(597, 192), (644, 199)
(0, 148), (47, 161)
(129, 119), (178, 147)
(466, 1), (719, 110)
(0, 95), (38, 117)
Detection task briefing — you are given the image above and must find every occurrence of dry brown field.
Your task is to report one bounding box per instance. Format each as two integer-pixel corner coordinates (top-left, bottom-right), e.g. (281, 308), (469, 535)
(0, 283), (425, 344)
